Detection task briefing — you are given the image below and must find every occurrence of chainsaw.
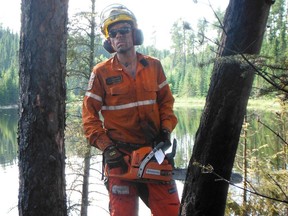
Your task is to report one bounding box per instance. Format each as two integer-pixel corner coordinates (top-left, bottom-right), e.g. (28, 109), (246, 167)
(106, 139), (243, 184)
(106, 139), (177, 183)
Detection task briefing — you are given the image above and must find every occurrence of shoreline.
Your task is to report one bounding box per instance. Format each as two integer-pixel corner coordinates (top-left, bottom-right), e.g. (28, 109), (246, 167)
(0, 98), (282, 111)
(174, 97), (282, 111)
(0, 104), (18, 110)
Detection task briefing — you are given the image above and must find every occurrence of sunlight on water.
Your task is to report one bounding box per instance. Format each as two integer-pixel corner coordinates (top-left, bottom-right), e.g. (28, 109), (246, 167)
(0, 164), (18, 216)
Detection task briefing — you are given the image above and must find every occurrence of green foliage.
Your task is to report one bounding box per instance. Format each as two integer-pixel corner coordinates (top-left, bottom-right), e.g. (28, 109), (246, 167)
(162, 15), (228, 98)
(256, 0), (288, 99)
(0, 26), (19, 106)
(1, 0), (288, 105)
(164, 0), (288, 100)
(65, 1), (288, 102)
(226, 107), (288, 215)
(66, 11), (110, 101)
(263, 0), (287, 62)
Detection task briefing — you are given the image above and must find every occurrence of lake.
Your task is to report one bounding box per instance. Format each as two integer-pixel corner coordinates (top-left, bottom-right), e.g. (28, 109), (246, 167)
(0, 104), (287, 215)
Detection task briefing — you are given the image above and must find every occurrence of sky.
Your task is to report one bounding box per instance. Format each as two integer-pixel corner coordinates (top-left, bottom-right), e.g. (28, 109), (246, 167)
(0, 0), (229, 49)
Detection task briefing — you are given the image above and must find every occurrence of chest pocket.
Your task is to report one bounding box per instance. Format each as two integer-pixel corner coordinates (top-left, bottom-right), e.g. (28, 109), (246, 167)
(104, 84), (131, 106)
(140, 79), (158, 102)
(109, 85), (129, 96)
(143, 82), (158, 92)
(142, 71), (159, 92)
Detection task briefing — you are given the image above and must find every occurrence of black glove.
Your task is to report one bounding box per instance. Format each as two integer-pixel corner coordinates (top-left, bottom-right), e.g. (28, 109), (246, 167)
(160, 129), (172, 151)
(160, 129), (171, 141)
(103, 145), (127, 171)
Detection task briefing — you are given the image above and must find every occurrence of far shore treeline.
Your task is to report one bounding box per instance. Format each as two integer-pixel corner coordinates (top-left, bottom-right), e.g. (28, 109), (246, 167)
(0, 0), (287, 106)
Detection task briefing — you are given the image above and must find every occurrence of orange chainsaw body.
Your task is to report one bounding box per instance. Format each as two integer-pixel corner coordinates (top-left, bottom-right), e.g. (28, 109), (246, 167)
(106, 146), (173, 182)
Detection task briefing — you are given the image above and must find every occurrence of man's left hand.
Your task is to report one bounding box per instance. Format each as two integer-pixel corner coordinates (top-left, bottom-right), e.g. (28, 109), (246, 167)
(159, 129), (172, 151)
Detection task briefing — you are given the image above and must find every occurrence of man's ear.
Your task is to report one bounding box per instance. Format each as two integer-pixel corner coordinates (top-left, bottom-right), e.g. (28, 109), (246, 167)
(103, 39), (115, 53)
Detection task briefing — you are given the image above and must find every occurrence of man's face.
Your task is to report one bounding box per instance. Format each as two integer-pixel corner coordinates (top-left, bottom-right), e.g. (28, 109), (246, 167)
(108, 22), (134, 54)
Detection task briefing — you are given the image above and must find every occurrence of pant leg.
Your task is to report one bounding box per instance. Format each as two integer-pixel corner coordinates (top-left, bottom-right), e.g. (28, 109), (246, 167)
(107, 167), (139, 216)
(147, 181), (180, 216)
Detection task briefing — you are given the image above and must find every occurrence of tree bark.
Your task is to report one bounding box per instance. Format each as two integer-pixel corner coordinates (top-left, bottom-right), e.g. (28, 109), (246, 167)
(18, 0), (68, 215)
(180, 0), (273, 215)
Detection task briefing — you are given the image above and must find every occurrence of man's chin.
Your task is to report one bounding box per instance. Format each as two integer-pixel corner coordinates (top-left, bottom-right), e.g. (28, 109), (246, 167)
(117, 47), (129, 54)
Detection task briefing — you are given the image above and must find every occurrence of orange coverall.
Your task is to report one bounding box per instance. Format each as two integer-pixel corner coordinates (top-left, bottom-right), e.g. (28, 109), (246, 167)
(82, 52), (180, 216)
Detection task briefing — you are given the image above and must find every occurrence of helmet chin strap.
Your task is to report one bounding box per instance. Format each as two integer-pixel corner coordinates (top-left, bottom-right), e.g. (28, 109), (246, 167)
(103, 29), (144, 54)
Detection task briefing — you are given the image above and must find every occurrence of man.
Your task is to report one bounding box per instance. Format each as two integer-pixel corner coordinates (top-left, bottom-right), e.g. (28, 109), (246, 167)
(82, 4), (180, 216)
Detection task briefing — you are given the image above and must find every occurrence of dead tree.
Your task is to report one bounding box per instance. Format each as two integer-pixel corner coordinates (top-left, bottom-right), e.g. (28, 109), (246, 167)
(180, 0), (274, 215)
(18, 0), (69, 215)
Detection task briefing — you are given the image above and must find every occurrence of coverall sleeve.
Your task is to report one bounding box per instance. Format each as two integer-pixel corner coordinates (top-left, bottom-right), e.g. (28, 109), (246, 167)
(156, 62), (178, 132)
(82, 69), (113, 151)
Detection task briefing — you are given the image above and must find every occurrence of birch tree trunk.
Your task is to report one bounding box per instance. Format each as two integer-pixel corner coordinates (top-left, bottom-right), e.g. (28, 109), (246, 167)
(18, 0), (69, 215)
(180, 0), (274, 215)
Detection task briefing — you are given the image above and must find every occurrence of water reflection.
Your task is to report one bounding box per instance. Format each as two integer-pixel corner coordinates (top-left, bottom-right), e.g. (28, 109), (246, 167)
(0, 108), (18, 166)
(173, 107), (201, 168)
(1, 107), (285, 169)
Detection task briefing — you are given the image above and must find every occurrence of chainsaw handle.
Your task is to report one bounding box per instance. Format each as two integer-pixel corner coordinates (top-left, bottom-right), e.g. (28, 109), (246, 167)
(154, 141), (165, 151)
(154, 140), (171, 153)
(168, 138), (177, 158)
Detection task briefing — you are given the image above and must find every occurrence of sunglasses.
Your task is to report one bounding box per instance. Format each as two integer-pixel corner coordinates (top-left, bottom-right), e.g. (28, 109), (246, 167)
(108, 27), (132, 38)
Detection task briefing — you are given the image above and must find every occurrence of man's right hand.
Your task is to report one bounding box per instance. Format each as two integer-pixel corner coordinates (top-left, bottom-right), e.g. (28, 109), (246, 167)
(103, 145), (127, 171)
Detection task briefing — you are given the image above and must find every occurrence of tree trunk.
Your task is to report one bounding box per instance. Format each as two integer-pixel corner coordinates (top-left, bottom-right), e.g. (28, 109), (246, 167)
(180, 0), (274, 215)
(80, 1), (96, 215)
(18, 0), (68, 215)
(80, 144), (92, 216)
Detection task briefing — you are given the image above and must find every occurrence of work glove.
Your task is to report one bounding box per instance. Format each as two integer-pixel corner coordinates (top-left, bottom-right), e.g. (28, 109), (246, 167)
(103, 145), (127, 172)
(160, 129), (171, 141)
(160, 129), (172, 151)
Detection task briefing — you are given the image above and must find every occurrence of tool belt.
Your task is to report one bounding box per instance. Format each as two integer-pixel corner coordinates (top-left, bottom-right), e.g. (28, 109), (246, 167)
(112, 140), (153, 153)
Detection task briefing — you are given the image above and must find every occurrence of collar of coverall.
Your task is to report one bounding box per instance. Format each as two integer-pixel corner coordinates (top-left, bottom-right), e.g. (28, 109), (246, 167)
(111, 52), (149, 71)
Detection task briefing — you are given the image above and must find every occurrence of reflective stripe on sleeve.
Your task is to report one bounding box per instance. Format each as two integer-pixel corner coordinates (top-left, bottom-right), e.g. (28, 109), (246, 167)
(102, 100), (156, 111)
(85, 92), (102, 102)
(159, 80), (168, 89)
